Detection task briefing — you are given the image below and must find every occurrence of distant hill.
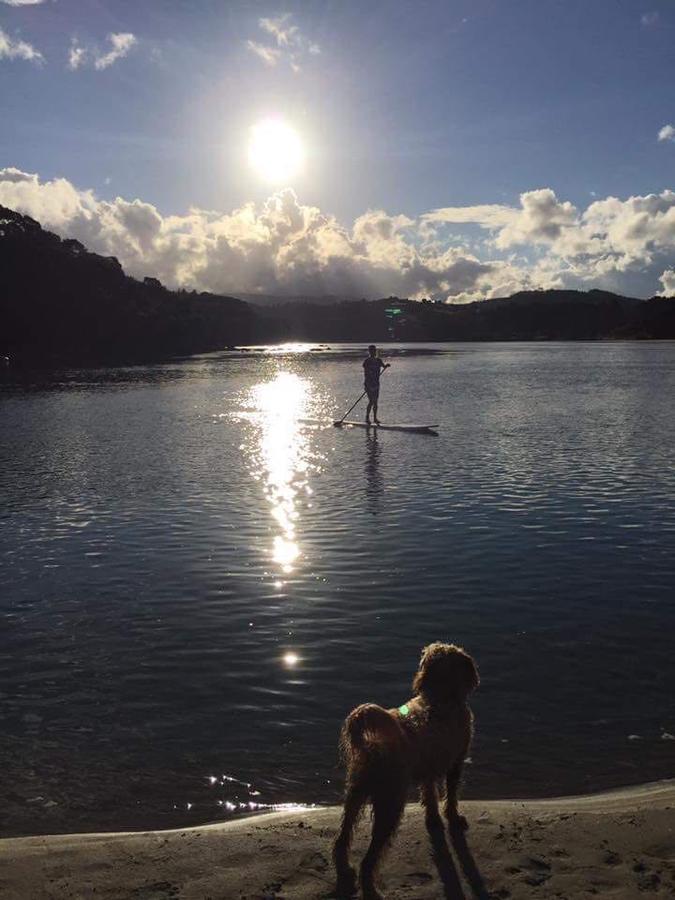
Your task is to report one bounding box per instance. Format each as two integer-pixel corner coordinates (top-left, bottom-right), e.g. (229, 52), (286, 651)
(0, 205), (255, 364)
(244, 290), (675, 343)
(2, 205), (675, 365)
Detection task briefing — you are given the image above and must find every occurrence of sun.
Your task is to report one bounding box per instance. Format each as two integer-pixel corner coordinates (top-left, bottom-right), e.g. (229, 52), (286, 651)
(248, 119), (305, 184)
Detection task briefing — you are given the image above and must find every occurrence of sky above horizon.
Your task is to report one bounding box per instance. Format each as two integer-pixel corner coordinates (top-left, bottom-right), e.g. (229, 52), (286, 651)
(2, 0), (675, 300)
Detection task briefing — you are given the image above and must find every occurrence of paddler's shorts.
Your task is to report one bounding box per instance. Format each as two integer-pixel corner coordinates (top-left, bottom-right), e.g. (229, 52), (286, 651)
(365, 383), (379, 401)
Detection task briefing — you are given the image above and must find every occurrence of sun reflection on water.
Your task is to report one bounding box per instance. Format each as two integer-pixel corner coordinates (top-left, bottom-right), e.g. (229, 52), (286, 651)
(240, 371), (322, 574)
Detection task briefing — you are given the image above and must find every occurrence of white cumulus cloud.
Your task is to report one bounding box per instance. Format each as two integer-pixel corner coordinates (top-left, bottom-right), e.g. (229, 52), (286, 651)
(658, 124), (675, 142)
(494, 189), (578, 249)
(423, 187), (675, 291)
(68, 32), (137, 71)
(658, 269), (675, 296)
(425, 189), (579, 249)
(0, 167), (527, 301)
(0, 0), (47, 5)
(0, 26), (44, 63)
(2, 168), (675, 301)
(659, 269), (675, 297)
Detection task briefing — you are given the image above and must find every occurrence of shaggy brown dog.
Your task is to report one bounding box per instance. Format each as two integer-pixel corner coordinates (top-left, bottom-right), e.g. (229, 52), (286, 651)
(333, 642), (479, 899)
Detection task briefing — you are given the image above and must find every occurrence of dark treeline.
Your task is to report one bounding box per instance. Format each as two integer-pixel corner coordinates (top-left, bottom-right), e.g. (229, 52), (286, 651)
(0, 206), (255, 364)
(255, 290), (675, 342)
(2, 204), (675, 366)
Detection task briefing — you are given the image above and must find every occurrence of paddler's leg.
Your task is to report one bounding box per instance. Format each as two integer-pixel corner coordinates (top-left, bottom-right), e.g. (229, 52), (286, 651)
(372, 388), (380, 425)
(365, 387), (374, 424)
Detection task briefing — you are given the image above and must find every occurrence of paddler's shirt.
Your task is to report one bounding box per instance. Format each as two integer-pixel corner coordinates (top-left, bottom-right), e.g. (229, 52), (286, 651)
(363, 356), (385, 390)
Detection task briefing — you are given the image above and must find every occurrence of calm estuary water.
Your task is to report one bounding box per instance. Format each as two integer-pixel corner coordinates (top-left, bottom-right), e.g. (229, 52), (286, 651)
(1, 342), (674, 836)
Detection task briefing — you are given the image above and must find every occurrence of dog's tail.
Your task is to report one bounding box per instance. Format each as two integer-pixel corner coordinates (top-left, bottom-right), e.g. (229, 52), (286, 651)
(340, 703), (405, 764)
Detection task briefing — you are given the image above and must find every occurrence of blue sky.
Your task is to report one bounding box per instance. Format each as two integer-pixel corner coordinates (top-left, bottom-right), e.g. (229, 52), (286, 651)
(2, 0), (675, 300)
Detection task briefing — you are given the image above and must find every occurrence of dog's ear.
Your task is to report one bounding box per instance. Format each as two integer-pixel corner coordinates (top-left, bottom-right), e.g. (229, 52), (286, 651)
(455, 649), (480, 696)
(413, 643), (479, 702)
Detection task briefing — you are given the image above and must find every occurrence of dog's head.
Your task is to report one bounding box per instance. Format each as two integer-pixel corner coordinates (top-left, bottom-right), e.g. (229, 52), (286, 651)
(412, 642), (479, 704)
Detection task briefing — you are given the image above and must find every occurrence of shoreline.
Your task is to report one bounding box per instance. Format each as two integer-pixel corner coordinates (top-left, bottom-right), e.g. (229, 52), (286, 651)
(2, 780), (673, 899)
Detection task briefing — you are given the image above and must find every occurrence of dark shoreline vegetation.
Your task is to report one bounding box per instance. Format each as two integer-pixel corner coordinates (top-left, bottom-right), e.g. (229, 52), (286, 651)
(3, 203), (675, 367)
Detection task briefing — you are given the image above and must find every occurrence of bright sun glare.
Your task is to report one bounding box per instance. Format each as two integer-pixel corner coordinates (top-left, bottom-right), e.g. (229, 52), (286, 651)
(248, 119), (305, 184)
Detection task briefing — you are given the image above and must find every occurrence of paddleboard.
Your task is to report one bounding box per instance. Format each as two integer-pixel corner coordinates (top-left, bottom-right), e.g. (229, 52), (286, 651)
(333, 420), (438, 434)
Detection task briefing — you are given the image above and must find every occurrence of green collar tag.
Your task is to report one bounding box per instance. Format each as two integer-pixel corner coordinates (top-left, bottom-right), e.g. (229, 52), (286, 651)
(398, 703), (410, 717)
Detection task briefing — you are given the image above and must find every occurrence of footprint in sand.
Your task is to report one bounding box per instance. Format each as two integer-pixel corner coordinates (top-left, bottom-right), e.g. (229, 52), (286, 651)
(644, 843), (675, 860)
(300, 850), (329, 872)
(404, 870), (433, 886)
(505, 855), (552, 887)
(633, 861), (661, 892)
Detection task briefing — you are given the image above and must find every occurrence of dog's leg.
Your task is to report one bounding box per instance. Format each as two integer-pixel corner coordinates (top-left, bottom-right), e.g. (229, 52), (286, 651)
(444, 761), (468, 831)
(333, 783), (366, 897)
(420, 780), (444, 832)
(360, 786), (406, 900)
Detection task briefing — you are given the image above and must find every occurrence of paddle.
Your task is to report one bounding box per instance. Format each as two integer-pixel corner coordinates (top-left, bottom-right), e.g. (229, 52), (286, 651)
(334, 363), (389, 426)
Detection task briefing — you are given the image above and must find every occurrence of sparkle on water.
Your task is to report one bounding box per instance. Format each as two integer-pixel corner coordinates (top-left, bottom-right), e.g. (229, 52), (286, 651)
(242, 371), (318, 574)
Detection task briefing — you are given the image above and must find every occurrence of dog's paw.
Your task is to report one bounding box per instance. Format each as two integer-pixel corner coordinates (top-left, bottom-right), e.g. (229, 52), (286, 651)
(361, 887), (385, 900)
(334, 866), (357, 898)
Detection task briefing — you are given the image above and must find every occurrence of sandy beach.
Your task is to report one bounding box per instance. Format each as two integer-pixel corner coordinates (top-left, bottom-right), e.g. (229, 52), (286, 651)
(1, 781), (673, 899)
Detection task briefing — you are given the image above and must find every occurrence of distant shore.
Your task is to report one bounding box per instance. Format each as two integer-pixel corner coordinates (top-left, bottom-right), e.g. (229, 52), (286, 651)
(1, 781), (673, 899)
(4, 201), (675, 363)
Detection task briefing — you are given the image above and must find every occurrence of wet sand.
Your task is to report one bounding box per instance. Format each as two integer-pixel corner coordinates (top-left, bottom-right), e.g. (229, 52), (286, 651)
(1, 781), (673, 899)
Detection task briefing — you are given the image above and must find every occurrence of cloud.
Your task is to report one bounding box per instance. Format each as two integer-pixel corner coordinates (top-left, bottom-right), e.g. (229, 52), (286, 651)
(422, 204), (515, 228)
(658, 124), (675, 142)
(494, 189), (578, 248)
(259, 14), (299, 48)
(68, 38), (86, 71)
(424, 189), (578, 248)
(641, 11), (660, 27)
(95, 32), (137, 70)
(0, 26), (44, 63)
(2, 168), (675, 301)
(246, 13), (319, 73)
(245, 40), (281, 67)
(579, 191), (675, 271)
(658, 269), (675, 296)
(68, 32), (137, 71)
(0, 167), (518, 301)
(413, 187), (675, 292)
(0, 0), (46, 5)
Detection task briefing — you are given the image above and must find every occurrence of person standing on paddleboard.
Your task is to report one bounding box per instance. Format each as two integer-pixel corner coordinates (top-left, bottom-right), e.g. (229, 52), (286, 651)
(363, 345), (390, 425)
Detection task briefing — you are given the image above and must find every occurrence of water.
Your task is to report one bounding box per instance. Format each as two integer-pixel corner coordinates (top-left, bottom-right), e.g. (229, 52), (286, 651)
(1, 342), (674, 836)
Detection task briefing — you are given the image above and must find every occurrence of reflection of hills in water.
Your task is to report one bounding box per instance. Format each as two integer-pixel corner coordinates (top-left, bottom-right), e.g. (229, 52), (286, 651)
(233, 292), (350, 307)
